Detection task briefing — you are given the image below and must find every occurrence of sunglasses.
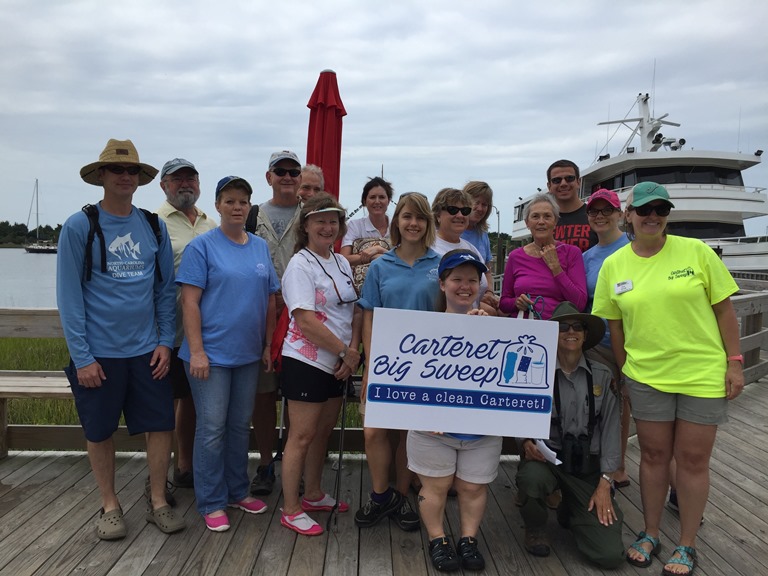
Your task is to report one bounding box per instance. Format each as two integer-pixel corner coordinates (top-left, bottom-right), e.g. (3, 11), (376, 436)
(632, 203), (671, 217)
(550, 175), (577, 184)
(586, 207), (618, 217)
(271, 167), (301, 178)
(104, 165), (141, 176)
(558, 322), (585, 333)
(443, 205), (472, 216)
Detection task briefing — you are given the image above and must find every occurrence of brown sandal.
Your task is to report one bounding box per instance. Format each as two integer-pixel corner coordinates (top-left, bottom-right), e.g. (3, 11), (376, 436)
(97, 507), (127, 540)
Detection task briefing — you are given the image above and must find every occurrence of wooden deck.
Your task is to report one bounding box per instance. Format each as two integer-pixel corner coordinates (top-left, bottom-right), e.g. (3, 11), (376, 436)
(0, 382), (766, 576)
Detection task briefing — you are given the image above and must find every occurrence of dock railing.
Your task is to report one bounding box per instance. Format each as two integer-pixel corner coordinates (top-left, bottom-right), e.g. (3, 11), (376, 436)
(1, 289), (766, 456)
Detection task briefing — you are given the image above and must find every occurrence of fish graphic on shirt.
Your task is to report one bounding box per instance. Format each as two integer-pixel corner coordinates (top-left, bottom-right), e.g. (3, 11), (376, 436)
(108, 233), (142, 260)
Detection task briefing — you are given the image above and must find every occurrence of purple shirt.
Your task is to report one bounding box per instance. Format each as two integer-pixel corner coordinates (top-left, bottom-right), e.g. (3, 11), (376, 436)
(499, 243), (587, 319)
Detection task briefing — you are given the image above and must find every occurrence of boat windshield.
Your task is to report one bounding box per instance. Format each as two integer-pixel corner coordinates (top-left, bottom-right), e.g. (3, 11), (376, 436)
(592, 166), (744, 193)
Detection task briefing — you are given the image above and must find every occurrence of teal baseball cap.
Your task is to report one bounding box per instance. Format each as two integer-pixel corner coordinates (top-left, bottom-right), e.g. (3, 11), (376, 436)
(630, 182), (675, 208)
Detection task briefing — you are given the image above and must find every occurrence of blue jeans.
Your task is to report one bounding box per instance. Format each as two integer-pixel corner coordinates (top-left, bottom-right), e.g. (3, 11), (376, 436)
(185, 361), (259, 515)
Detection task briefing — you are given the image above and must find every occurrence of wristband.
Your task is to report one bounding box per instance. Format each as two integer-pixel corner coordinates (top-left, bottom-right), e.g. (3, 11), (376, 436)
(727, 354), (744, 364)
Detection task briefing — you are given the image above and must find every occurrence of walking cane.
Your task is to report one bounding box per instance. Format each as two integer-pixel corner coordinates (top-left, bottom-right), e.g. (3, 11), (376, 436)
(326, 380), (349, 531)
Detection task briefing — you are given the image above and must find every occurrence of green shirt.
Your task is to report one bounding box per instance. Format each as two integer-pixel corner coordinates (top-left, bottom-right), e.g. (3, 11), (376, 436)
(592, 235), (738, 398)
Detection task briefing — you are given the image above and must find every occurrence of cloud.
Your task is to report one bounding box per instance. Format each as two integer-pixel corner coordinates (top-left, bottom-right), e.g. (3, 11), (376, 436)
(0, 0), (766, 236)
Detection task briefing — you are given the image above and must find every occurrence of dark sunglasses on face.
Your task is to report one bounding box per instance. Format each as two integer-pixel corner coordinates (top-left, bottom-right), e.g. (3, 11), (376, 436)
(104, 165), (141, 176)
(444, 205), (472, 216)
(271, 167), (301, 178)
(586, 207), (618, 217)
(558, 322), (585, 333)
(550, 175), (577, 184)
(632, 203), (672, 217)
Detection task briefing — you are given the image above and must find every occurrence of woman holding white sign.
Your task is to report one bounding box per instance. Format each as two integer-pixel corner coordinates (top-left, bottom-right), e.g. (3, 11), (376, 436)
(407, 249), (501, 573)
(355, 191), (440, 534)
(278, 193), (362, 536)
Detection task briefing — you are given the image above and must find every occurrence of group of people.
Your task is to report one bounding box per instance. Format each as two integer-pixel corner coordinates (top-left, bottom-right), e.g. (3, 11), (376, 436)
(57, 141), (743, 576)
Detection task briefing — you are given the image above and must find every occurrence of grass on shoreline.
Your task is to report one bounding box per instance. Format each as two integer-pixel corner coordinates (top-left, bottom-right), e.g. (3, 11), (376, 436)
(2, 338), (363, 428)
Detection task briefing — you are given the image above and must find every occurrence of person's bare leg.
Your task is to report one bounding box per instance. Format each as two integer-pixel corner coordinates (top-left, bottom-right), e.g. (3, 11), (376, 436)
(281, 400), (323, 515)
(626, 419), (673, 564)
(364, 427), (392, 493)
(88, 437), (119, 512)
(417, 474), (453, 539)
(671, 420), (716, 552)
(303, 397), (343, 501)
(454, 477), (487, 537)
(146, 430), (173, 509)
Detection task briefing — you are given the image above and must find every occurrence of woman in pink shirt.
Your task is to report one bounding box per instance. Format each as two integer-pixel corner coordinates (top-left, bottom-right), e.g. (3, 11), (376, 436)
(499, 193), (587, 318)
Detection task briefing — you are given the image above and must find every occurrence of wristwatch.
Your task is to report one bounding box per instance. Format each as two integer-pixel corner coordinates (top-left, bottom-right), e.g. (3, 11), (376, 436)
(339, 347), (348, 360)
(601, 473), (612, 485)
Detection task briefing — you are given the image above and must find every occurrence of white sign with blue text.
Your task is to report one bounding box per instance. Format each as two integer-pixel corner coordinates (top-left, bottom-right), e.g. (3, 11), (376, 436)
(365, 308), (558, 437)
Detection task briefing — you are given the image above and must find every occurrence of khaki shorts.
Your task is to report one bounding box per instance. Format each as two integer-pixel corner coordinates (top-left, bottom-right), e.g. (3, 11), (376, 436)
(624, 376), (728, 425)
(406, 430), (502, 484)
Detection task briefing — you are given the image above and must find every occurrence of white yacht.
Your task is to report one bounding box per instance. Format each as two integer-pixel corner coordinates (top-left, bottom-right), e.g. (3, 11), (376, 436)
(511, 93), (767, 271)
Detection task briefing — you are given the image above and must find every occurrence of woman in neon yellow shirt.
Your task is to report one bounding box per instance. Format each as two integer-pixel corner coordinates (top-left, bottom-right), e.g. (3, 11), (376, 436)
(592, 182), (744, 576)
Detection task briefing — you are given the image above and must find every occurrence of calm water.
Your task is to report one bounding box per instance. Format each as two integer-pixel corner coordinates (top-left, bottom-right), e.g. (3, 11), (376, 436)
(0, 249), (58, 308)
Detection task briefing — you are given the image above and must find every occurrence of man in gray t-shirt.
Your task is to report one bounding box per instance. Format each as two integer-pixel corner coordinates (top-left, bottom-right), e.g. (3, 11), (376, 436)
(249, 150), (303, 496)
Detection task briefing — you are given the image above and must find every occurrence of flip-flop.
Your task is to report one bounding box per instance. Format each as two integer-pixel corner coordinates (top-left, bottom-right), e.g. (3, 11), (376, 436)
(97, 507), (127, 540)
(662, 545), (696, 576)
(613, 479), (631, 488)
(626, 531), (660, 568)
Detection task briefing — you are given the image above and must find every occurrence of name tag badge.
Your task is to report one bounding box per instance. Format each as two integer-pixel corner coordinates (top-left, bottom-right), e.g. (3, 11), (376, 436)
(615, 280), (633, 295)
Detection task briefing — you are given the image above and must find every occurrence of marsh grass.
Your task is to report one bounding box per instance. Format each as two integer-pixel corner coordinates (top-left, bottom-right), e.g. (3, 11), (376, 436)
(0, 338), (80, 425)
(2, 337), (364, 428)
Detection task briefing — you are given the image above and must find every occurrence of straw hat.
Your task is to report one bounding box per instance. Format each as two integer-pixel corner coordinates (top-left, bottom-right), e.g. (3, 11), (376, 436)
(80, 139), (158, 186)
(549, 301), (606, 350)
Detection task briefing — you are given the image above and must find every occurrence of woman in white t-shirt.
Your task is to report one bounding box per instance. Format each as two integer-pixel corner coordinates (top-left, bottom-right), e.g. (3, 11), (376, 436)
(430, 187), (499, 315)
(340, 177), (393, 291)
(279, 193), (362, 536)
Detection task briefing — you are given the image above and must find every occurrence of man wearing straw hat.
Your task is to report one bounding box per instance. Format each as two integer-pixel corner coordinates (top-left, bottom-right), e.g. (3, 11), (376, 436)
(57, 139), (185, 540)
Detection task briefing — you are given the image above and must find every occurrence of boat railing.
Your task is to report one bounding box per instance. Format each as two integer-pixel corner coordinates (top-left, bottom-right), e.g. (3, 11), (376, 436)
(582, 183), (766, 200)
(703, 235), (768, 245)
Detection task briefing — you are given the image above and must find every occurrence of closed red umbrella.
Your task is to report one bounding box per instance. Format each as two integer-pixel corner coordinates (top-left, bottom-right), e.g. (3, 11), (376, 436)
(306, 69), (347, 200)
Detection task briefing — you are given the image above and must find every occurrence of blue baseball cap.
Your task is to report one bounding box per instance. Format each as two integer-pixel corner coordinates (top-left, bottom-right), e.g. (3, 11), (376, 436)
(438, 250), (488, 277)
(215, 176), (253, 198)
(160, 158), (197, 178)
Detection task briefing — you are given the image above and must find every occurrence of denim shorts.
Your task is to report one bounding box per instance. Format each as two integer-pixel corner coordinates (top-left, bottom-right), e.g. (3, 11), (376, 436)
(66, 353), (175, 442)
(281, 356), (343, 403)
(624, 376), (728, 425)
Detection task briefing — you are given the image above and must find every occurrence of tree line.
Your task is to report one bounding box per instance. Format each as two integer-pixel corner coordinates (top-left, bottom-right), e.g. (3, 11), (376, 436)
(0, 221), (61, 246)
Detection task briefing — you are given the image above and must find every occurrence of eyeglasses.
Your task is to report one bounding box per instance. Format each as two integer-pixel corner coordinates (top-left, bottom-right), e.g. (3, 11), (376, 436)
(550, 175), (577, 184)
(271, 167), (301, 178)
(398, 192), (428, 202)
(302, 249), (360, 305)
(558, 322), (585, 333)
(443, 205), (472, 216)
(104, 165), (141, 176)
(586, 207), (618, 217)
(631, 203), (671, 217)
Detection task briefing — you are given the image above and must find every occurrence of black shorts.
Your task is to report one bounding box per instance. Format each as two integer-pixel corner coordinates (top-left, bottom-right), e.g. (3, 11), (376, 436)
(281, 356), (344, 403)
(169, 347), (191, 399)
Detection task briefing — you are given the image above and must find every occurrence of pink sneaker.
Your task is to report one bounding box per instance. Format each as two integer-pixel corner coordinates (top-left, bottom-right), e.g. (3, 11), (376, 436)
(228, 497), (268, 514)
(204, 512), (230, 532)
(301, 493), (349, 513)
(281, 510), (323, 536)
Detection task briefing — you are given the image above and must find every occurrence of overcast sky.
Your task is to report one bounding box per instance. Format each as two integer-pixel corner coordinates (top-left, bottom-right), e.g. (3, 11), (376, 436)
(1, 0), (767, 236)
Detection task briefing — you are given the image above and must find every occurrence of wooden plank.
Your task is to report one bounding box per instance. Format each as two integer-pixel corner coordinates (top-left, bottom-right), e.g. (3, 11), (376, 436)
(356, 460), (394, 576)
(320, 455), (362, 576)
(0, 308), (63, 338)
